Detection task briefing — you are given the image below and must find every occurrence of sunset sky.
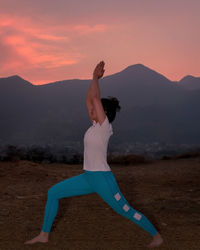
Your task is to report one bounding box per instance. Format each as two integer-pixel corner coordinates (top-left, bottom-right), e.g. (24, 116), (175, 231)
(0, 0), (199, 85)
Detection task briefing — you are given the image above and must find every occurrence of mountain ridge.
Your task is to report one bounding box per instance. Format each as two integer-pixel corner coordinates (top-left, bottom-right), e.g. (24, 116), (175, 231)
(1, 64), (199, 87)
(0, 63), (200, 148)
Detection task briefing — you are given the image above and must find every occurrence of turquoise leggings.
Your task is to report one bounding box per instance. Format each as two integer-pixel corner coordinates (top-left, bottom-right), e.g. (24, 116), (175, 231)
(42, 170), (158, 236)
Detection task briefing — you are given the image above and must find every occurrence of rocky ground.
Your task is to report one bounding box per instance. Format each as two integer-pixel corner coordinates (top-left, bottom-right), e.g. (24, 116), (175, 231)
(0, 156), (200, 250)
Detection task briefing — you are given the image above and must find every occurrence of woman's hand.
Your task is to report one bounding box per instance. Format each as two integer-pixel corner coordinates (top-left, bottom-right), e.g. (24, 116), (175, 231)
(93, 61), (105, 79)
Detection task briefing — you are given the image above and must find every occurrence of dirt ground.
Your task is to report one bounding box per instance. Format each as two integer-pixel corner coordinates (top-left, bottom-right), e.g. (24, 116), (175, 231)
(0, 157), (200, 250)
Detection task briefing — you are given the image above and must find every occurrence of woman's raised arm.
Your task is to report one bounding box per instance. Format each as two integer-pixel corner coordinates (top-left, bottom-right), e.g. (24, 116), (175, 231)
(86, 61), (105, 101)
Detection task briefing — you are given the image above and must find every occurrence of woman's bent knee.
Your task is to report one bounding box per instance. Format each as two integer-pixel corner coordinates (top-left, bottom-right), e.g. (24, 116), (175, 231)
(47, 185), (57, 198)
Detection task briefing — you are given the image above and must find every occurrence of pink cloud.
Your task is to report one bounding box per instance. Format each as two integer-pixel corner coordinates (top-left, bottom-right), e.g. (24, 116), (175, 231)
(0, 14), (109, 75)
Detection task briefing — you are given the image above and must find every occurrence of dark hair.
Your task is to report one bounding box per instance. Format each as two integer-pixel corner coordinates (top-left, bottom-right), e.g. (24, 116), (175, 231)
(101, 96), (121, 123)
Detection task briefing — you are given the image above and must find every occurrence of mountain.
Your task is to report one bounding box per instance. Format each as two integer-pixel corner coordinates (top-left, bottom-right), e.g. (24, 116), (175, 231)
(178, 75), (200, 90)
(0, 64), (200, 151)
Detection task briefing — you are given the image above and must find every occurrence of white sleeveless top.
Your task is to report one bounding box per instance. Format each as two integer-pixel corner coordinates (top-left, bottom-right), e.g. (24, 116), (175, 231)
(83, 115), (113, 171)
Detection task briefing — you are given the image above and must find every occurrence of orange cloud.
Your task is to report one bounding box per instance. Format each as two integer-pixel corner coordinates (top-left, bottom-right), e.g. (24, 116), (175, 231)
(3, 35), (78, 69)
(0, 14), (109, 74)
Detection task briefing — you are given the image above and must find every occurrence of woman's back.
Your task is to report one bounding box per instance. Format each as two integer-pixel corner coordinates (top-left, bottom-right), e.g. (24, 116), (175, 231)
(83, 115), (113, 171)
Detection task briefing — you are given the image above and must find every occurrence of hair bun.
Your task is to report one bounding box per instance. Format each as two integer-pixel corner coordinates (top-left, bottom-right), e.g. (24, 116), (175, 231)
(108, 96), (121, 112)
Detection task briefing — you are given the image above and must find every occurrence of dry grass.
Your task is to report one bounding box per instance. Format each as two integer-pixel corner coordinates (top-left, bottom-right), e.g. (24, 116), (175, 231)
(0, 156), (200, 250)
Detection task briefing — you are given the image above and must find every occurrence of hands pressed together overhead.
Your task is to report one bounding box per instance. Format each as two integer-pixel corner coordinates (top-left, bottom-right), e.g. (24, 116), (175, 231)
(93, 61), (105, 79)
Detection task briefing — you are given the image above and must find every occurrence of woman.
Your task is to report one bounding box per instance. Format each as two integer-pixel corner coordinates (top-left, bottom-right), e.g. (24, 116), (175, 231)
(24, 61), (163, 248)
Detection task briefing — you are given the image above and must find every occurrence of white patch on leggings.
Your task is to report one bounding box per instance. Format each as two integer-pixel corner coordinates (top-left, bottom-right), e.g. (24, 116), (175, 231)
(133, 212), (142, 220)
(123, 204), (130, 212)
(114, 192), (121, 201)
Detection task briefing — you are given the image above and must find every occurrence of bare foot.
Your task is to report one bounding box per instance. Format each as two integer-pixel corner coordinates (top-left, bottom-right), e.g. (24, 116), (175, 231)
(147, 232), (163, 248)
(24, 231), (49, 244)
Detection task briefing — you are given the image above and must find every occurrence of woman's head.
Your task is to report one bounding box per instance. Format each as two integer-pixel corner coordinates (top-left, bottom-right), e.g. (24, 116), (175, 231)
(101, 96), (121, 123)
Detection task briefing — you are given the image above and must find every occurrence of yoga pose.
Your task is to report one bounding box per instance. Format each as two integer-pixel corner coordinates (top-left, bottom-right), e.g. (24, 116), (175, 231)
(24, 61), (163, 248)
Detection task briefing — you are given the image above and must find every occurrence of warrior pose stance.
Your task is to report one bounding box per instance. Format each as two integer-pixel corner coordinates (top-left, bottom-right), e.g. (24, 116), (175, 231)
(24, 61), (163, 248)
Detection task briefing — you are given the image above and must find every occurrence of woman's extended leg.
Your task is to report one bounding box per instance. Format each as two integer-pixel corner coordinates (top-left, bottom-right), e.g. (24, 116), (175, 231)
(41, 173), (94, 232)
(84, 171), (163, 248)
(24, 172), (94, 244)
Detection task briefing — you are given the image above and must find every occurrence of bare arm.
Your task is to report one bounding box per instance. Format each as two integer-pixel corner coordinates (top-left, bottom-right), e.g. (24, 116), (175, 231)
(85, 61), (106, 124)
(86, 76), (101, 100)
(86, 61), (105, 101)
